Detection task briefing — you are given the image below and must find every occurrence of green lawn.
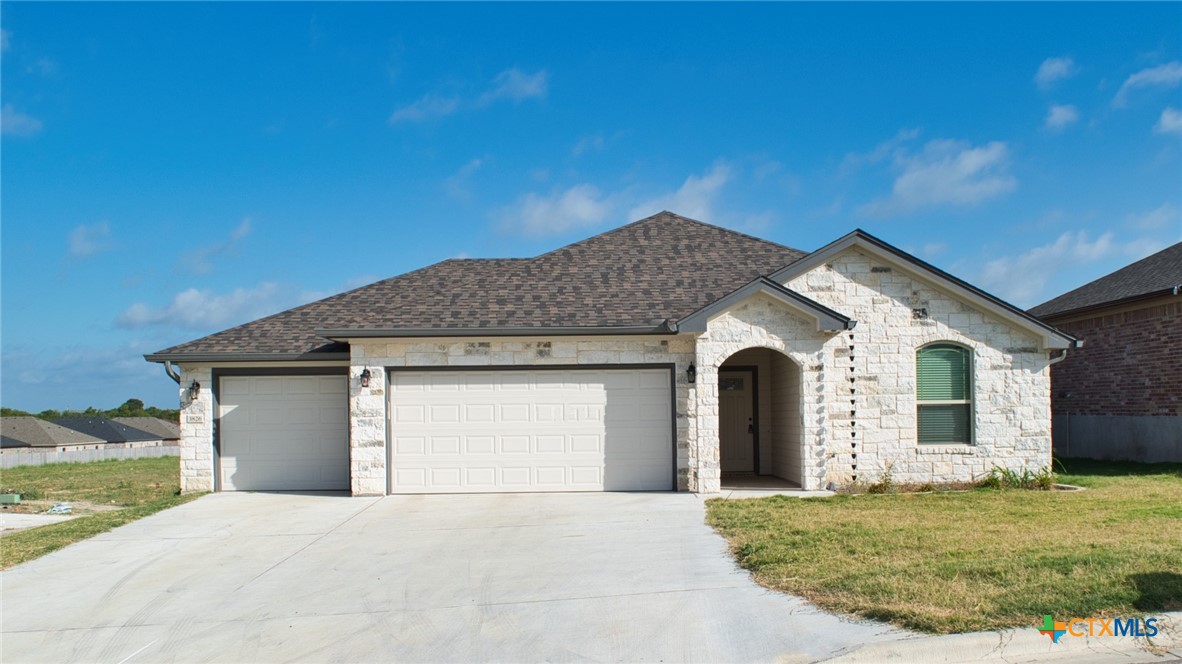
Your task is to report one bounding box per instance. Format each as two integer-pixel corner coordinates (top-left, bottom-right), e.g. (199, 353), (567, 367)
(1, 457), (202, 569)
(706, 459), (1182, 634)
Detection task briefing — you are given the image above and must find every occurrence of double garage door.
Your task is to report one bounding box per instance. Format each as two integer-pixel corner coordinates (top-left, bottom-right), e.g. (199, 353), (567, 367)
(217, 368), (673, 493)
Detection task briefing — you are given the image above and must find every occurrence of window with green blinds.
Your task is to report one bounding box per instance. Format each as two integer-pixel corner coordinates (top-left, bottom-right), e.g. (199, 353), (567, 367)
(916, 344), (973, 444)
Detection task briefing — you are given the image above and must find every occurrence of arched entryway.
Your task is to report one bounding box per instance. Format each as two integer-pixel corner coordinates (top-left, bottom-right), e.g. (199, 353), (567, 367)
(718, 347), (804, 488)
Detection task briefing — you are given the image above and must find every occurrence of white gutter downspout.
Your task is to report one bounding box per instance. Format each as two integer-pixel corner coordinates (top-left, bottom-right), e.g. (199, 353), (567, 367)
(163, 360), (181, 384)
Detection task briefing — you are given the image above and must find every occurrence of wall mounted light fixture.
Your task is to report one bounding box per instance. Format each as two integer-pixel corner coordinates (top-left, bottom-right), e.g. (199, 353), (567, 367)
(686, 363), (697, 384)
(359, 368), (371, 388)
(188, 380), (201, 400)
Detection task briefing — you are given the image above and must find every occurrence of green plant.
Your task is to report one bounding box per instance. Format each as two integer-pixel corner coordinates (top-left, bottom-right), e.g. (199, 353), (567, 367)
(865, 462), (897, 494)
(978, 466), (1055, 491)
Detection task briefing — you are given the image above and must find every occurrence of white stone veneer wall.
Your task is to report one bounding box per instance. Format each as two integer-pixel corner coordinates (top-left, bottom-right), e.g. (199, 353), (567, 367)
(177, 365), (214, 493)
(349, 337), (696, 495)
(784, 248), (1052, 486)
(696, 295), (834, 491)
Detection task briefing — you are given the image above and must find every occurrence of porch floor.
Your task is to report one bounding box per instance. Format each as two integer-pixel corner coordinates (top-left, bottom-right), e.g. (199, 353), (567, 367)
(716, 473), (835, 499)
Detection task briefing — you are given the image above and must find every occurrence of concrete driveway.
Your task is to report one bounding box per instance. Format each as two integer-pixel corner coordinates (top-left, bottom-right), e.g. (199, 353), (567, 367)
(2, 492), (905, 663)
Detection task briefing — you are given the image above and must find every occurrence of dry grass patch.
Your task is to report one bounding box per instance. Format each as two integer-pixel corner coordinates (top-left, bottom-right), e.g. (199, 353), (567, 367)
(1, 457), (202, 569)
(706, 459), (1182, 633)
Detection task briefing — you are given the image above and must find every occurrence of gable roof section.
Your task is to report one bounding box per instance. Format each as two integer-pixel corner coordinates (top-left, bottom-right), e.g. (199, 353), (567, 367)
(1029, 241), (1182, 319)
(1, 417), (106, 448)
(676, 277), (854, 333)
(148, 212), (807, 360)
(52, 418), (162, 443)
(769, 229), (1078, 350)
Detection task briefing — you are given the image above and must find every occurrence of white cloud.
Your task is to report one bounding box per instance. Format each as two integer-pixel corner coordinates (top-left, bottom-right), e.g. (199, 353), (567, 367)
(859, 139), (1016, 216)
(978, 230), (1166, 306)
(1, 29), (10, 52)
(444, 158), (484, 200)
(117, 282), (288, 329)
(181, 218), (251, 274)
(1, 104), (43, 137)
(1154, 107), (1182, 136)
(388, 92), (459, 124)
(67, 221), (112, 257)
(1114, 61), (1182, 107)
(571, 134), (605, 157)
(628, 162), (732, 221)
(839, 128), (921, 172)
(1035, 57), (1078, 89)
(1125, 203), (1180, 231)
(501, 184), (616, 237)
(478, 68), (548, 106)
(1045, 104), (1079, 131)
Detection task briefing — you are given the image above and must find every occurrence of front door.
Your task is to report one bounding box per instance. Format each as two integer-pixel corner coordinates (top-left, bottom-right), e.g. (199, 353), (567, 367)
(719, 369), (755, 473)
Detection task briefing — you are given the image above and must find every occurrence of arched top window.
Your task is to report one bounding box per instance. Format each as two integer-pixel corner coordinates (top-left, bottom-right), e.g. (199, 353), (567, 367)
(916, 343), (973, 445)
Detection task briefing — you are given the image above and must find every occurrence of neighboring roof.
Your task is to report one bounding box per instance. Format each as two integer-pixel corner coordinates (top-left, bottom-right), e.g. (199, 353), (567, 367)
(2, 435), (32, 449)
(148, 212), (807, 360)
(1, 417), (106, 448)
(769, 229), (1079, 350)
(52, 418), (161, 443)
(1029, 242), (1182, 319)
(111, 417), (180, 440)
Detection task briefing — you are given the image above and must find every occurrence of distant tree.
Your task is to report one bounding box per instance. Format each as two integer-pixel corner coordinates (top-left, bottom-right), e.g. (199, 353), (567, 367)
(2, 400), (179, 423)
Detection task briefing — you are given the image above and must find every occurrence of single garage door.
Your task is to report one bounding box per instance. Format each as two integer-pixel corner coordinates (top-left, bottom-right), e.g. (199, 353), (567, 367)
(218, 374), (349, 491)
(390, 368), (673, 493)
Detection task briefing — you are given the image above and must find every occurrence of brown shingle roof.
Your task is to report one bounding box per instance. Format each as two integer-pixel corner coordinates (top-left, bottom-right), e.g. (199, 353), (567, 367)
(1, 417), (106, 448)
(148, 212), (806, 359)
(1030, 241), (1182, 318)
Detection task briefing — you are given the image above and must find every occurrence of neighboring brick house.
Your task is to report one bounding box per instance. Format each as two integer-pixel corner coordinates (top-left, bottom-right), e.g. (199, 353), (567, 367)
(147, 212), (1076, 495)
(1030, 241), (1181, 463)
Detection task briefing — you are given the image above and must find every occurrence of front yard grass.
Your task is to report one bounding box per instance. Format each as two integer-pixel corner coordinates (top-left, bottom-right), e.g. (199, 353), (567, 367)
(1, 457), (202, 569)
(706, 458), (1182, 634)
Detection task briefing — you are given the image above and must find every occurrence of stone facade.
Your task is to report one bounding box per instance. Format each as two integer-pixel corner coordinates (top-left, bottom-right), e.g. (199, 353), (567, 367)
(783, 248), (1053, 486)
(177, 365), (214, 493)
(177, 247), (1056, 495)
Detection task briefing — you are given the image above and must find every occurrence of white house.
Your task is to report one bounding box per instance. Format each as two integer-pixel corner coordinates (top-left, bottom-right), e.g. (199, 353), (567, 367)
(147, 212), (1076, 495)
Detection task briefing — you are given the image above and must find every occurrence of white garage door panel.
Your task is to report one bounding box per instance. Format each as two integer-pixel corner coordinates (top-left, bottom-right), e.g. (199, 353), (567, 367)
(219, 375), (348, 491)
(390, 369), (672, 493)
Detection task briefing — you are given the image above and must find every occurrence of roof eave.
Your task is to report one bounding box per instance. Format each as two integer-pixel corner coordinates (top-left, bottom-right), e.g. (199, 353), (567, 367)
(770, 230), (1079, 350)
(1032, 286), (1181, 321)
(144, 351), (352, 364)
(316, 325), (677, 341)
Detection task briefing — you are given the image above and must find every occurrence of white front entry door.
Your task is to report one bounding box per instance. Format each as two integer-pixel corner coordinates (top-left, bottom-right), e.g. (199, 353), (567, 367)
(218, 374), (349, 491)
(719, 370), (755, 473)
(389, 368), (673, 493)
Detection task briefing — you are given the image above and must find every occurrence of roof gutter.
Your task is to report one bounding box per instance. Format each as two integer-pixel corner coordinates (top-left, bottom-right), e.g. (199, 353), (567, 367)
(316, 325), (677, 340)
(162, 361), (181, 384)
(144, 352), (352, 363)
(1035, 286), (1181, 323)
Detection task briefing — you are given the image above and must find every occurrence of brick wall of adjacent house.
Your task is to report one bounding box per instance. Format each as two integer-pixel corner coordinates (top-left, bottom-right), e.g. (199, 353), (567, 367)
(350, 337), (696, 495)
(780, 249), (1053, 487)
(1048, 299), (1181, 417)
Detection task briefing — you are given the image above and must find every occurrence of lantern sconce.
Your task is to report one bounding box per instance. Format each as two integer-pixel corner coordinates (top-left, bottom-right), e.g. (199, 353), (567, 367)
(686, 363), (697, 384)
(359, 368), (371, 388)
(188, 380), (201, 400)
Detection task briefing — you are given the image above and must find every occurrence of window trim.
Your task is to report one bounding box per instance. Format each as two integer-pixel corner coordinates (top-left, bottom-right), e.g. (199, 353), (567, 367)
(915, 342), (975, 446)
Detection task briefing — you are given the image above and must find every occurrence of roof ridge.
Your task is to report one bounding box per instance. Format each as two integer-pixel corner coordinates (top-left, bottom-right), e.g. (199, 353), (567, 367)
(531, 210), (806, 260)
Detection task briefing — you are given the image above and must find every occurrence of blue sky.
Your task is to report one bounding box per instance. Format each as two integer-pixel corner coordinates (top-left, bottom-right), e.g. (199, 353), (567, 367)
(2, 2), (1180, 411)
